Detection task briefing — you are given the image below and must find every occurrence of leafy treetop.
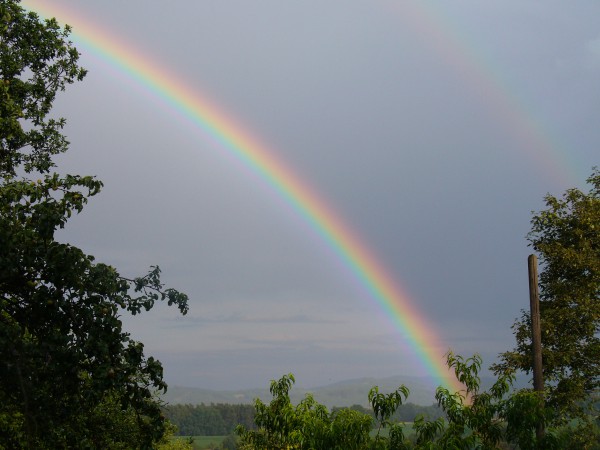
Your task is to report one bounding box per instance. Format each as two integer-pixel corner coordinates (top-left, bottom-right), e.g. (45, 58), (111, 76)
(0, 1), (188, 447)
(495, 168), (600, 424)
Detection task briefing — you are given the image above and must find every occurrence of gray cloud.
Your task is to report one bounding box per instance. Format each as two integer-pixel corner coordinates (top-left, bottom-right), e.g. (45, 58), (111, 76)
(163, 312), (341, 327)
(40, 0), (600, 390)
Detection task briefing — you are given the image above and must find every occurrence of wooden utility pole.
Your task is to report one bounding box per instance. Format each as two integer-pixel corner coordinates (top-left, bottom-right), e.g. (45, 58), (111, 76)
(528, 254), (544, 439)
(528, 254), (543, 393)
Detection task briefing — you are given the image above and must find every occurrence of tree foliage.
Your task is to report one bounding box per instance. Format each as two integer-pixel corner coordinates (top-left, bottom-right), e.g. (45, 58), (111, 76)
(0, 1), (188, 447)
(162, 401), (443, 438)
(494, 169), (600, 437)
(235, 374), (376, 450)
(234, 355), (572, 449)
(428, 353), (560, 449)
(162, 403), (256, 436)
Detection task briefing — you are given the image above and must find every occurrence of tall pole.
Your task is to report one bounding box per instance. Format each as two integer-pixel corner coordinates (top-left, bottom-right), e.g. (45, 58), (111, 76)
(528, 254), (544, 439)
(528, 254), (543, 393)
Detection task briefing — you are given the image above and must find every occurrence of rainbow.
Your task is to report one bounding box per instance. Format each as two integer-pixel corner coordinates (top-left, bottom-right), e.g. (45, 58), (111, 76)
(383, 2), (580, 187)
(20, 1), (497, 392)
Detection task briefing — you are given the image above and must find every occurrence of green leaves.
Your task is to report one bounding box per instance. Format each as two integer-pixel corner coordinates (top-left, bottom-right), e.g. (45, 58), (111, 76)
(238, 375), (422, 450)
(369, 385), (410, 423)
(496, 167), (600, 435)
(236, 356), (586, 449)
(237, 374), (377, 450)
(1, 1), (86, 176)
(0, 1), (188, 447)
(369, 384), (410, 447)
(0, 173), (103, 243)
(125, 266), (189, 315)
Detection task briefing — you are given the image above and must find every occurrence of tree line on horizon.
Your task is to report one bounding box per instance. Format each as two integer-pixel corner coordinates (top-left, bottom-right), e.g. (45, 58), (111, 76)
(1, 0), (599, 448)
(161, 401), (445, 437)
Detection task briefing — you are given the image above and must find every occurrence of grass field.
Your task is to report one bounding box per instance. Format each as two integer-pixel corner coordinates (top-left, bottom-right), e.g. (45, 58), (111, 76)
(173, 435), (228, 449)
(175, 426), (417, 449)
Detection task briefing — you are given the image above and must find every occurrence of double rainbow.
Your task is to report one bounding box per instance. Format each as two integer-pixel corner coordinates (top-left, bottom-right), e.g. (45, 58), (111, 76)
(23, 1), (567, 392)
(383, 2), (578, 186)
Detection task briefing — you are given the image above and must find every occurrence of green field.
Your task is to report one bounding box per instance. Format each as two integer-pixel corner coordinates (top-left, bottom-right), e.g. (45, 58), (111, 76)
(173, 436), (228, 450)
(174, 427), (418, 449)
(370, 422), (415, 438)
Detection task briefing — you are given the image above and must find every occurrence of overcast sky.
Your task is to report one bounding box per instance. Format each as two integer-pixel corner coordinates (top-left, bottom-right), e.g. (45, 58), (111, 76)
(26, 0), (599, 391)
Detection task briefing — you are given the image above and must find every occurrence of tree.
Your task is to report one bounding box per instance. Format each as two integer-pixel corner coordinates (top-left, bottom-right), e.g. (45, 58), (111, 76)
(235, 374), (379, 450)
(0, 1), (188, 447)
(420, 353), (558, 450)
(234, 356), (561, 450)
(494, 168), (600, 441)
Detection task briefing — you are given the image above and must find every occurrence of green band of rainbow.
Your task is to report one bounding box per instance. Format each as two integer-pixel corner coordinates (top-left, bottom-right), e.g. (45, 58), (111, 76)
(24, 1), (463, 391)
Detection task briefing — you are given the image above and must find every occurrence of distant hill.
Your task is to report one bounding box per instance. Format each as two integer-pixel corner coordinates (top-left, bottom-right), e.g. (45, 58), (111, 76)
(162, 374), (529, 408)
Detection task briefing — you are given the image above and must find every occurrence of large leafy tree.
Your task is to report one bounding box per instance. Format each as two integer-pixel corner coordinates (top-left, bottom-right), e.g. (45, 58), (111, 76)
(495, 169), (600, 436)
(0, 1), (188, 447)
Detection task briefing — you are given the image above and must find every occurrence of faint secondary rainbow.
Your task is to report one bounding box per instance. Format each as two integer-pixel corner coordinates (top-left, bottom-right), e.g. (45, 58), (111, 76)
(384, 2), (582, 187)
(23, 1), (461, 390)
